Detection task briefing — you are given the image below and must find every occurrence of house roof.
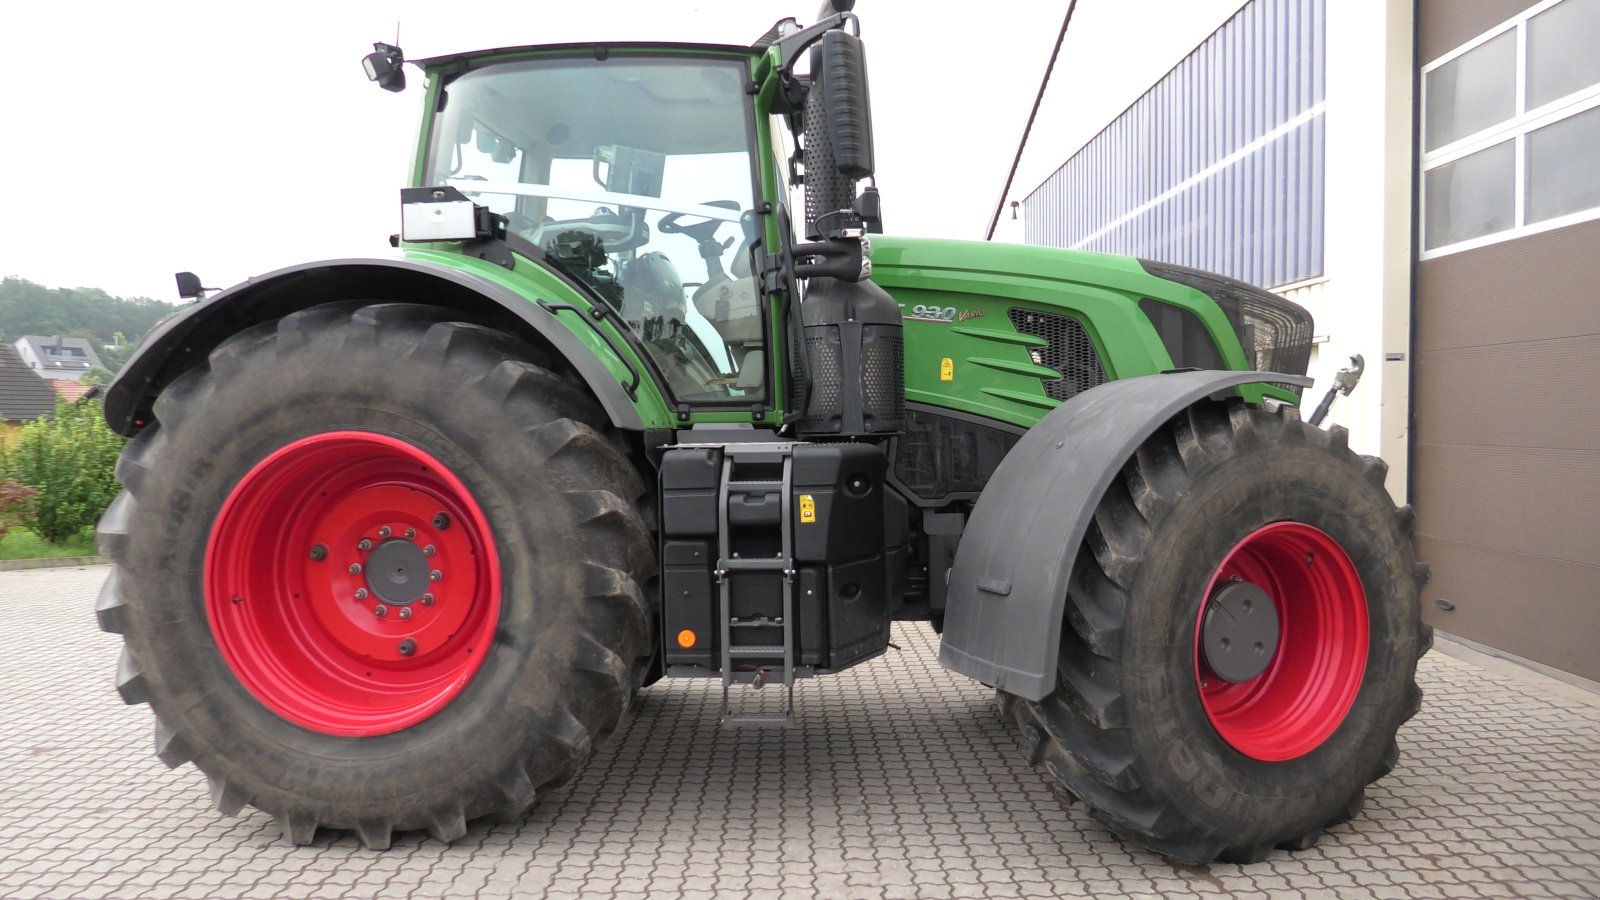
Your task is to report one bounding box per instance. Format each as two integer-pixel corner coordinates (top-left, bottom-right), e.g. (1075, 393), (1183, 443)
(0, 344), (60, 421)
(50, 380), (92, 403)
(14, 335), (104, 381)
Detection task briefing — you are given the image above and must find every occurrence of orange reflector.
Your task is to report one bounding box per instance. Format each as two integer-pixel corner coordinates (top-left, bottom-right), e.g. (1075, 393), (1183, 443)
(676, 629), (697, 649)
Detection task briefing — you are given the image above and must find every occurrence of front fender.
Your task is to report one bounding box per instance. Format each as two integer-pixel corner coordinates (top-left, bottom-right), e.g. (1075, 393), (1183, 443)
(938, 369), (1311, 700)
(104, 256), (648, 436)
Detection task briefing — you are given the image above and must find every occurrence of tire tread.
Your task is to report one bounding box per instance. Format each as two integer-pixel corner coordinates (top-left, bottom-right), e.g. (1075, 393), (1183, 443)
(1003, 400), (1429, 864)
(97, 302), (658, 848)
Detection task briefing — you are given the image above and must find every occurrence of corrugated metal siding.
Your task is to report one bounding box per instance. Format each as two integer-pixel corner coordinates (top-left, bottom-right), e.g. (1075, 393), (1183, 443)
(1024, 0), (1326, 289)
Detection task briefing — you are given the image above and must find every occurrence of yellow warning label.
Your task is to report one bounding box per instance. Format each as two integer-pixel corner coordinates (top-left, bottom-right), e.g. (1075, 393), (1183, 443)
(799, 494), (816, 524)
(940, 357), (954, 381)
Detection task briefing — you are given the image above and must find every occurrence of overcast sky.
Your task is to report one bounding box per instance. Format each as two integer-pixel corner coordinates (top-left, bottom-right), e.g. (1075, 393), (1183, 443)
(0, 1), (1067, 300)
(1, 1), (1247, 302)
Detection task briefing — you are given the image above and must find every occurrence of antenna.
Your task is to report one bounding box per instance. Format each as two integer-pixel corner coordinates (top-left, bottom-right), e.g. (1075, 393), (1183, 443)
(394, 21), (401, 47)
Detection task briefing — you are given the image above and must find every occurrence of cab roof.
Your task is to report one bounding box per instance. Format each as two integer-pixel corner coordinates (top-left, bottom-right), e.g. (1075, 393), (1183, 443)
(415, 41), (760, 71)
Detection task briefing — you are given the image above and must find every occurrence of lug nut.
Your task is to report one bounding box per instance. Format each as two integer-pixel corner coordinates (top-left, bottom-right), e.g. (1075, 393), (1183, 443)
(422, 545), (436, 557)
(432, 513), (450, 530)
(398, 607), (413, 620)
(348, 563), (362, 575)
(357, 538), (373, 552)
(421, 593), (435, 606)
(378, 526), (391, 538)
(373, 604), (388, 617)
(404, 528), (416, 540)
(429, 570), (442, 582)
(309, 544), (327, 562)
(354, 588), (368, 600)
(398, 639), (416, 656)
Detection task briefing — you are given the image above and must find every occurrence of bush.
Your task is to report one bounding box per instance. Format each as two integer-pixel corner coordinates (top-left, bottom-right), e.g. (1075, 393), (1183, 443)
(9, 399), (125, 543)
(0, 479), (38, 542)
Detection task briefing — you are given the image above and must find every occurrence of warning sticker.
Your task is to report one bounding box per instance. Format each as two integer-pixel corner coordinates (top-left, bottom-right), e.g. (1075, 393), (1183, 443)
(799, 494), (816, 524)
(940, 357), (954, 381)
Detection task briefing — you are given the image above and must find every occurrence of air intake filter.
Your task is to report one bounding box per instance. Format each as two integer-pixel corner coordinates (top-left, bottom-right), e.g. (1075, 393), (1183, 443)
(795, 278), (904, 436)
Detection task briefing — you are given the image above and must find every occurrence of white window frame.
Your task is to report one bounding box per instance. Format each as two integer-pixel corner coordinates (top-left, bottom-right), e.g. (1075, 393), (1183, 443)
(1420, 0), (1600, 259)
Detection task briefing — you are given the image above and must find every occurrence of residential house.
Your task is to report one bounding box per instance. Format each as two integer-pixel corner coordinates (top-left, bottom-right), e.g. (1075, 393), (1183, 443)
(0, 343), (59, 443)
(13, 335), (105, 382)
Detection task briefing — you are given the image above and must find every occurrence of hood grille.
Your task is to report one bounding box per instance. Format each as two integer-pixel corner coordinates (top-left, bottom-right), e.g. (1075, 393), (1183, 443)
(1007, 309), (1108, 403)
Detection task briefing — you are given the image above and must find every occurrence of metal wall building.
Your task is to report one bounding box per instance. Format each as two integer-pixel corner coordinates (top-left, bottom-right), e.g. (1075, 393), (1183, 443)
(1002, 0), (1600, 683)
(1024, 0), (1326, 290)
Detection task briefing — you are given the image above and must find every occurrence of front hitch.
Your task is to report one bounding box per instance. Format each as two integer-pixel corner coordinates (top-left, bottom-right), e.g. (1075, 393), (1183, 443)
(1308, 354), (1365, 427)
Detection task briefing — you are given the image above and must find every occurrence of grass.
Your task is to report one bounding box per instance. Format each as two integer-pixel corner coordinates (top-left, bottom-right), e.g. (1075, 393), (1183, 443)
(0, 527), (97, 560)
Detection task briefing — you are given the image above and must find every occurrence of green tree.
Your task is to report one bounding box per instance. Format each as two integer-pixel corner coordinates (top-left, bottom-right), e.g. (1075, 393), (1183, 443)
(81, 366), (116, 386)
(0, 277), (180, 371)
(9, 399), (126, 543)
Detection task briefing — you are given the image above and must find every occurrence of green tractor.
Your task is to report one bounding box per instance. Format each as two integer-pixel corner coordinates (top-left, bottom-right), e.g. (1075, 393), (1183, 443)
(97, 4), (1428, 864)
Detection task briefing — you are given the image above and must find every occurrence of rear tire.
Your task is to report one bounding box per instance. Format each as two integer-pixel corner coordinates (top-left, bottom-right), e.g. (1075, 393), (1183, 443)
(1000, 398), (1430, 864)
(96, 302), (657, 848)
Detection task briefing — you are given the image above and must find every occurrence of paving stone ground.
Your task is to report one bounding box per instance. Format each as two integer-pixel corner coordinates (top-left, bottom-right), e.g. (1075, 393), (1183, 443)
(2, 564), (1597, 899)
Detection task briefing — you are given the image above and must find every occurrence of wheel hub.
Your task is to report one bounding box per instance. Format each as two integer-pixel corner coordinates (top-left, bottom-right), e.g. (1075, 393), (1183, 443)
(365, 539), (430, 605)
(205, 431), (500, 737)
(1193, 521), (1370, 762)
(1201, 580), (1279, 683)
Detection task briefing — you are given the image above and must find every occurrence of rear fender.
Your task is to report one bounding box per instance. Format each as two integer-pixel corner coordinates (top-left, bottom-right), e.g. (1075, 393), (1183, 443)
(938, 369), (1311, 700)
(103, 257), (647, 436)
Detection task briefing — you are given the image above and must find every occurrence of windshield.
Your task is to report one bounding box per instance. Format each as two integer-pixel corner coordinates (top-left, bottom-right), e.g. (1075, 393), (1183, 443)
(423, 55), (765, 404)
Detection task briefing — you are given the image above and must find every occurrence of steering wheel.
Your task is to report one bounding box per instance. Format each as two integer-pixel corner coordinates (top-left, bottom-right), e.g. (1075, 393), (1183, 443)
(658, 200), (741, 244)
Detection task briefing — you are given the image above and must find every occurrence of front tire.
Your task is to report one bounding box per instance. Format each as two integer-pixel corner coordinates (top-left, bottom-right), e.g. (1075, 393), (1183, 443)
(1001, 398), (1430, 864)
(96, 302), (657, 848)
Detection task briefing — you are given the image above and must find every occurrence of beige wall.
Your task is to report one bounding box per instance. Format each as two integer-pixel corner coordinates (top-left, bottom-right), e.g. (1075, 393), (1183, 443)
(1305, 0), (1416, 500)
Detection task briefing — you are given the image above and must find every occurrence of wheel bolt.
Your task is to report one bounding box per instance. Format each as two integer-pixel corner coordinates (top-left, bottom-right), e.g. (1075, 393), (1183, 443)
(309, 544), (327, 562)
(421, 593), (435, 606)
(429, 570), (442, 582)
(432, 513), (450, 530)
(404, 528), (416, 540)
(354, 588), (368, 600)
(348, 563), (362, 575)
(357, 538), (373, 552)
(398, 607), (413, 620)
(422, 544), (436, 557)
(373, 604), (388, 617)
(398, 639), (416, 656)
(378, 526), (391, 538)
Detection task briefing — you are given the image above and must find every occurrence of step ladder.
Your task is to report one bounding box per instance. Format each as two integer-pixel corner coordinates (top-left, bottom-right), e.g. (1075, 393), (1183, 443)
(715, 445), (796, 728)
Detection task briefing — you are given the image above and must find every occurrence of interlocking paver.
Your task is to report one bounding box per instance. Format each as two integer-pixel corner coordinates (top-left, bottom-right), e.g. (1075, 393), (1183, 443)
(2, 564), (1598, 898)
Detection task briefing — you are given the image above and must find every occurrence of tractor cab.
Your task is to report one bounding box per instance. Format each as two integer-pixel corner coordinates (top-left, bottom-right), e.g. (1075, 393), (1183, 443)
(419, 52), (768, 404)
(396, 7), (890, 430)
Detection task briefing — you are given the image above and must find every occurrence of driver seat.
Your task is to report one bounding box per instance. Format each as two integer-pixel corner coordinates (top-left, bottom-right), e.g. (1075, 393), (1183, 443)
(692, 241), (763, 346)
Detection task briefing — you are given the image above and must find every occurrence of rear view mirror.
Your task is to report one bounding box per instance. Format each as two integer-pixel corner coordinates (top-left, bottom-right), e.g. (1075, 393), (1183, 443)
(817, 30), (874, 179)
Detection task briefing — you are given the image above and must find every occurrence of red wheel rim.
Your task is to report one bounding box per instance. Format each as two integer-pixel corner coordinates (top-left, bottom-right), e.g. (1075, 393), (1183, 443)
(205, 432), (501, 737)
(1194, 522), (1368, 761)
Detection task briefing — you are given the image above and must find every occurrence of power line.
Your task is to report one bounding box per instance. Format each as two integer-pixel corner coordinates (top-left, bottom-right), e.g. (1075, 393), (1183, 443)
(985, 1), (1078, 241)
